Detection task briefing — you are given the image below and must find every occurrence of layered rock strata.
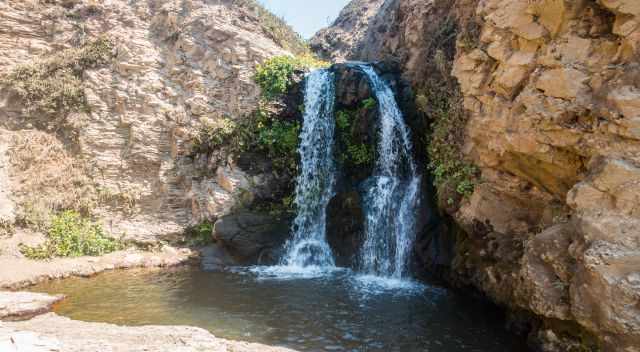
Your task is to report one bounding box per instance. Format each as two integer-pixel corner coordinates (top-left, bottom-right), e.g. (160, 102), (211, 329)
(0, 0), (291, 242)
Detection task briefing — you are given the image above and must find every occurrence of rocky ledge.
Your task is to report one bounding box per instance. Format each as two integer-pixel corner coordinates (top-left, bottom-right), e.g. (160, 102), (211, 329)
(0, 292), (64, 321)
(0, 247), (197, 290)
(1, 312), (295, 352)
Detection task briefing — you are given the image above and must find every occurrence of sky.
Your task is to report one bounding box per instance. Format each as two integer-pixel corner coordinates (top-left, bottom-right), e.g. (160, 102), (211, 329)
(258, 0), (352, 39)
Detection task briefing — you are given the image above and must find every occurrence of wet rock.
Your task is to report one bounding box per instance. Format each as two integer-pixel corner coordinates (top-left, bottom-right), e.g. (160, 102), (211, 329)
(326, 191), (365, 266)
(213, 211), (291, 264)
(199, 243), (238, 271)
(332, 63), (375, 107)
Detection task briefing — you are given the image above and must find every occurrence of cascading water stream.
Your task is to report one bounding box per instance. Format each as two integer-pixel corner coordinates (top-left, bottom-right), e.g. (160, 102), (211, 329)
(357, 65), (421, 279)
(279, 69), (337, 270)
(261, 65), (421, 287)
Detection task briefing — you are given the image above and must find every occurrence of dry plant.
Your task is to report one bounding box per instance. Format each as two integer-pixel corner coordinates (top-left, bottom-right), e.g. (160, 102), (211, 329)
(8, 131), (97, 230)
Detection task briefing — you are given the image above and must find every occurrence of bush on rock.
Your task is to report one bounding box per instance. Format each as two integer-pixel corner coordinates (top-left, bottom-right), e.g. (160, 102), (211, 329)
(20, 211), (121, 259)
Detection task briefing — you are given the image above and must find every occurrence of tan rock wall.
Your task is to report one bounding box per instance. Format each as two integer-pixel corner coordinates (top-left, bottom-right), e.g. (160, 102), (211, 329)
(0, 0), (290, 242)
(452, 0), (640, 350)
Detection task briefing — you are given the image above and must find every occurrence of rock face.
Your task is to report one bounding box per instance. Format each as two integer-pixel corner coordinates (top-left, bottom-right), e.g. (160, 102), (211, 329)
(314, 0), (640, 350)
(310, 0), (385, 62)
(0, 0), (293, 243)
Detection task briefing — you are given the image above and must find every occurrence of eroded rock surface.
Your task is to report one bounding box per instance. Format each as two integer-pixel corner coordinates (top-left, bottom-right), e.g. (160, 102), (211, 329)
(310, 0), (385, 62)
(0, 0), (292, 243)
(451, 1), (640, 350)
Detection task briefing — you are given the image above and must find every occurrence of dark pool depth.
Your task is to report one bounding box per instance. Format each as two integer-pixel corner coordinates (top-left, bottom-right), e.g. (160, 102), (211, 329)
(31, 267), (524, 352)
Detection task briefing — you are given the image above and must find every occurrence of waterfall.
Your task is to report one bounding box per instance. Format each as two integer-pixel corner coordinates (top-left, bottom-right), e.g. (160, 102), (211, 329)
(357, 65), (421, 279)
(280, 69), (337, 269)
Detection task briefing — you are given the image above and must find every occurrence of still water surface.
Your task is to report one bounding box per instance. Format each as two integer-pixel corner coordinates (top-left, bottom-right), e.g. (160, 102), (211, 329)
(32, 267), (524, 352)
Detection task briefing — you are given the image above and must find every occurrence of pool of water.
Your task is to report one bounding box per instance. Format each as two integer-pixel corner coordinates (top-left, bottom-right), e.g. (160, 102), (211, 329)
(31, 266), (525, 352)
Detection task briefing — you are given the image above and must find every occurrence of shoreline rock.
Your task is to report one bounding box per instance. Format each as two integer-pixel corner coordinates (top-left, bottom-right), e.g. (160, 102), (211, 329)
(0, 292), (64, 321)
(0, 246), (197, 290)
(1, 313), (296, 352)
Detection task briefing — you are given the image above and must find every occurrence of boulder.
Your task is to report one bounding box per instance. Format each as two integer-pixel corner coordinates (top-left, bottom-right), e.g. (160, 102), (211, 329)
(213, 211), (291, 264)
(199, 243), (238, 271)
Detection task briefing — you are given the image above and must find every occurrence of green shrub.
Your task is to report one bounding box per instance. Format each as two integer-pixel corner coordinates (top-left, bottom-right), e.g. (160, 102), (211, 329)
(362, 97), (377, 110)
(193, 108), (300, 175)
(347, 143), (374, 166)
(20, 211), (121, 260)
(334, 109), (375, 168)
(185, 221), (214, 246)
(336, 110), (350, 131)
(256, 119), (300, 169)
(239, 107), (301, 174)
(254, 55), (327, 99)
(1, 37), (114, 116)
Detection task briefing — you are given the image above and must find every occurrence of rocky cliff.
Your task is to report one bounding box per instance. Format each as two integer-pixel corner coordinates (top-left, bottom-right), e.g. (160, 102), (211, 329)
(313, 0), (640, 351)
(0, 0), (300, 243)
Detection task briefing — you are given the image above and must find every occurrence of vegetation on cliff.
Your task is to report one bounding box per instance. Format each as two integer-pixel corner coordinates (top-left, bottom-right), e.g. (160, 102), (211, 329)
(184, 221), (215, 246)
(196, 55), (328, 168)
(421, 79), (477, 204)
(254, 55), (327, 99)
(0, 37), (114, 117)
(193, 55), (328, 214)
(334, 98), (377, 170)
(417, 20), (479, 206)
(20, 211), (121, 259)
